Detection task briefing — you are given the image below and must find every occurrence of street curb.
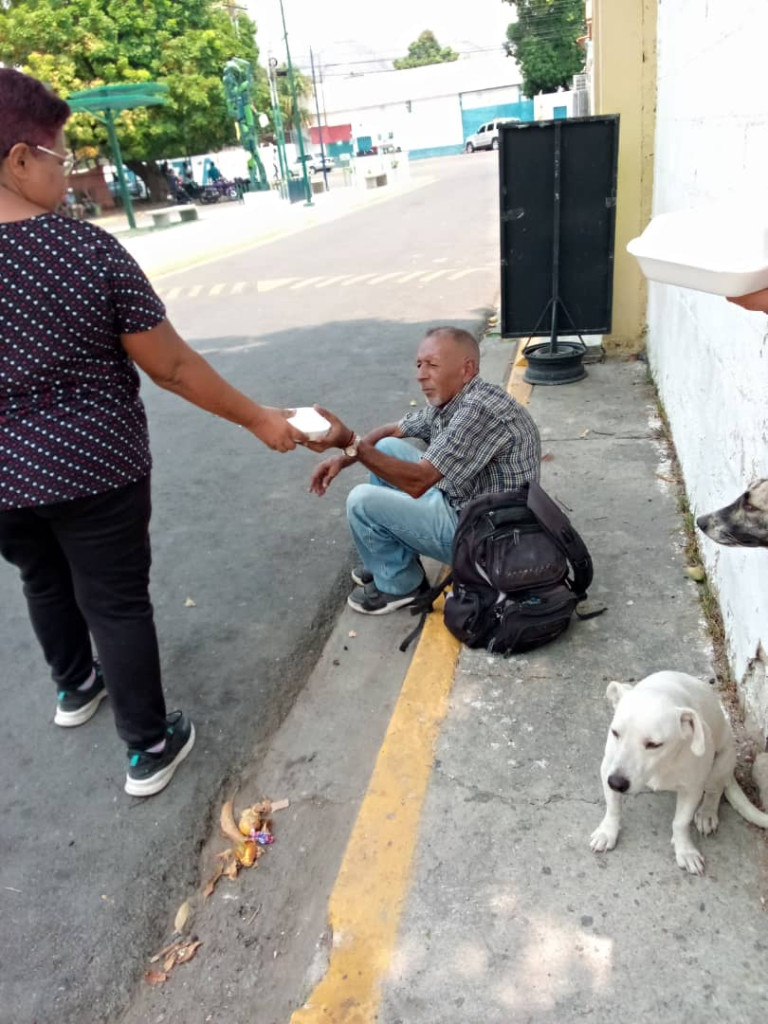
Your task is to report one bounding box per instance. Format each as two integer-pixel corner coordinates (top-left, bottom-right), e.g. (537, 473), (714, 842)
(291, 337), (528, 1022)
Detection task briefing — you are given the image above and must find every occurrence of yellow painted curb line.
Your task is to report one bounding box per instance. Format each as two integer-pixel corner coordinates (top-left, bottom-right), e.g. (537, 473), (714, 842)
(291, 339), (533, 1023)
(291, 594), (461, 1024)
(507, 338), (532, 405)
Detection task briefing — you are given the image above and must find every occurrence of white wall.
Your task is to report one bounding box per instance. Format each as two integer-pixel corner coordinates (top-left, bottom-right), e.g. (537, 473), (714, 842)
(648, 0), (768, 735)
(533, 90), (575, 121)
(325, 94), (464, 152)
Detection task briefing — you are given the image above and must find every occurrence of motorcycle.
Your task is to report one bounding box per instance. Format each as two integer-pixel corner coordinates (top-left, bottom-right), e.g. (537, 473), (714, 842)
(198, 178), (241, 204)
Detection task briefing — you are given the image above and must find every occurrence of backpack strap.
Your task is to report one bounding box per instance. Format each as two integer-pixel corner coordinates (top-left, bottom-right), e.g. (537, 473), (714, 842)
(399, 571), (453, 652)
(526, 481), (593, 597)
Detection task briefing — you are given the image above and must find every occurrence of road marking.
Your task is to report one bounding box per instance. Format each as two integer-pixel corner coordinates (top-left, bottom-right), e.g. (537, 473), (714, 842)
(367, 271), (403, 285)
(418, 269), (450, 283)
(446, 268), (478, 281)
(196, 339), (267, 356)
(209, 283), (226, 296)
(231, 281), (247, 294)
(257, 278), (298, 293)
(164, 286), (182, 301)
(292, 337), (533, 1023)
(395, 270), (426, 283)
(290, 276), (326, 290)
(341, 273), (376, 286)
(316, 274), (354, 288)
(187, 285), (203, 298)
(290, 593), (461, 1024)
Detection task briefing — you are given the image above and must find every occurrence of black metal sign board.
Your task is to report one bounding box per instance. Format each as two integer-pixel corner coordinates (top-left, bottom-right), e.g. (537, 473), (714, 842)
(499, 115), (619, 338)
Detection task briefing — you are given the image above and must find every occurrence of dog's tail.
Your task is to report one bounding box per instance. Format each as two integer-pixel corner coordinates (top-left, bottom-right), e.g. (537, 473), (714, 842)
(725, 781), (768, 828)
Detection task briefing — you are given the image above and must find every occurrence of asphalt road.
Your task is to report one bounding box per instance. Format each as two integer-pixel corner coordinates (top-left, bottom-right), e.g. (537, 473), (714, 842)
(0, 153), (502, 1024)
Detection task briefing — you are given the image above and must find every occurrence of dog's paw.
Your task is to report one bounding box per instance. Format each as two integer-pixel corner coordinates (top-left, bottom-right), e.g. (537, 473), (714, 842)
(675, 844), (705, 875)
(694, 805), (719, 835)
(590, 823), (618, 853)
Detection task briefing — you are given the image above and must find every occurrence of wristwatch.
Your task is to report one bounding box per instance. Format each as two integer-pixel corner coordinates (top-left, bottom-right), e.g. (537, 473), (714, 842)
(344, 432), (361, 458)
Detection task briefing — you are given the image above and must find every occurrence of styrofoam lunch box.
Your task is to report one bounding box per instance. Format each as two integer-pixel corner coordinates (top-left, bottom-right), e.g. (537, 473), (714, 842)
(627, 205), (768, 297)
(288, 407), (331, 440)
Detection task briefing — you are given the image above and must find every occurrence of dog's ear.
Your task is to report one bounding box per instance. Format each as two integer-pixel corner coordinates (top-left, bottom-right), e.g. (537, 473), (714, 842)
(606, 681), (633, 707)
(679, 707), (706, 756)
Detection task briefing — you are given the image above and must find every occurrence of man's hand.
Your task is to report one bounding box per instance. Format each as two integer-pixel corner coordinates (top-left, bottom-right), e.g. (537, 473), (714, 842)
(302, 405), (354, 453)
(727, 287), (768, 313)
(250, 406), (307, 452)
(309, 454), (347, 495)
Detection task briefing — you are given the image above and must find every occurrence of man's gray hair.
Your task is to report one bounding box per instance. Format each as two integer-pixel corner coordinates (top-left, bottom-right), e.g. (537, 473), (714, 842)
(424, 326), (480, 364)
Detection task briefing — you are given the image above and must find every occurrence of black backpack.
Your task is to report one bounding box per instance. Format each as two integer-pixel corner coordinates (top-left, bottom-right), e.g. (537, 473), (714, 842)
(401, 481), (603, 654)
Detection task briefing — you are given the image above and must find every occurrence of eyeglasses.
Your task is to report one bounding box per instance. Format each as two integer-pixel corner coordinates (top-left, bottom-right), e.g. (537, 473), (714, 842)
(33, 144), (75, 176)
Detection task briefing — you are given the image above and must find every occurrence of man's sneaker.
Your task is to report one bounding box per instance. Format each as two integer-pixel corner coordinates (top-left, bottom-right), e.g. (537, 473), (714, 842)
(54, 663), (107, 727)
(347, 576), (430, 615)
(351, 565), (373, 586)
(124, 711), (195, 798)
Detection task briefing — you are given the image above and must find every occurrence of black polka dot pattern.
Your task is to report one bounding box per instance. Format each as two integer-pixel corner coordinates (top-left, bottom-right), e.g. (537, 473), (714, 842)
(0, 213), (165, 510)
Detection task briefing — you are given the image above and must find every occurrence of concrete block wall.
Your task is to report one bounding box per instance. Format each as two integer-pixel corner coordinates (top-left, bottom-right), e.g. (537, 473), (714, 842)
(648, 0), (768, 736)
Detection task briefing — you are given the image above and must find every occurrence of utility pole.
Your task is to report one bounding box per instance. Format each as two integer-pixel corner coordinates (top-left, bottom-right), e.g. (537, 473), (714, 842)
(277, 0), (312, 206)
(309, 47), (329, 191)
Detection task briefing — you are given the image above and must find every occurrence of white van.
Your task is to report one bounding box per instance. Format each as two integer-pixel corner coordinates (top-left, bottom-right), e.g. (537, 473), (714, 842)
(464, 118), (520, 153)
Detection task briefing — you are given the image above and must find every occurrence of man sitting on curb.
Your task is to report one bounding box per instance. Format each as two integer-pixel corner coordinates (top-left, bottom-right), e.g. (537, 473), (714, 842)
(307, 326), (541, 614)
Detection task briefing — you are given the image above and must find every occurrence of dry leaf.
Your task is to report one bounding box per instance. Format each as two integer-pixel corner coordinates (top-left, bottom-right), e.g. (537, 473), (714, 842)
(163, 952), (178, 972)
(348, 630), (357, 638)
(684, 565), (706, 582)
(184, 597), (196, 607)
(150, 939), (182, 964)
(202, 867), (222, 900)
(174, 940), (202, 966)
(579, 429), (590, 439)
(174, 900), (191, 934)
(220, 801), (242, 843)
(145, 970), (168, 987)
(541, 452), (554, 463)
(270, 798), (290, 813)
(223, 859), (239, 881)
(409, 400), (418, 406)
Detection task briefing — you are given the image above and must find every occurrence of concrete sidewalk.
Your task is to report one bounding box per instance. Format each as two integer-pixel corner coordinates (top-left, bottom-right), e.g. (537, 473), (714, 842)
(294, 352), (768, 1022)
(95, 174), (431, 281)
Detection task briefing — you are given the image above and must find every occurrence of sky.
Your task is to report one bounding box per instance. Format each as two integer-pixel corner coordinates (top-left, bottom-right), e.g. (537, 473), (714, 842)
(247, 0), (514, 72)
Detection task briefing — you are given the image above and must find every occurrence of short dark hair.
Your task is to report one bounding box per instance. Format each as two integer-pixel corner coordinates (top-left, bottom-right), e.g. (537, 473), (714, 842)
(0, 69), (70, 162)
(424, 326), (480, 364)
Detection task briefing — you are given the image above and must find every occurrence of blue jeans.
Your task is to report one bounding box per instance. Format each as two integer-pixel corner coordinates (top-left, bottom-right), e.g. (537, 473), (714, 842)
(346, 437), (458, 595)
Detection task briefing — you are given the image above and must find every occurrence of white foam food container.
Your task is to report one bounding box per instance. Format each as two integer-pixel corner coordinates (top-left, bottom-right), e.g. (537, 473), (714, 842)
(627, 205), (768, 297)
(288, 407), (331, 441)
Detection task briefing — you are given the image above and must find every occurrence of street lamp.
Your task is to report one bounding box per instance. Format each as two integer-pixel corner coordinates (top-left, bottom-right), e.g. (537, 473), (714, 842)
(276, 0), (313, 206)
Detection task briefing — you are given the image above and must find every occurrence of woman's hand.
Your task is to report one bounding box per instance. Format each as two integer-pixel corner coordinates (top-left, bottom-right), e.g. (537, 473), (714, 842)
(309, 454), (346, 495)
(302, 405), (354, 453)
(250, 406), (307, 452)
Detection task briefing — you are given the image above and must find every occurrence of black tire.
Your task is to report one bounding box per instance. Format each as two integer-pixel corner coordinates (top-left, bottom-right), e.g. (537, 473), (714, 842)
(491, 137), (499, 151)
(465, 142), (475, 153)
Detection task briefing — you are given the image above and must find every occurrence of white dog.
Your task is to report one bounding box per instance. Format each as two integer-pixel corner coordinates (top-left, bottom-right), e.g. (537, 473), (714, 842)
(590, 671), (768, 874)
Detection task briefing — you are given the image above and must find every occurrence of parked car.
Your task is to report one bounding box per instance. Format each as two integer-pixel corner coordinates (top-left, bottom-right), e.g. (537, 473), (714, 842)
(292, 153), (334, 175)
(107, 172), (148, 200)
(464, 118), (521, 153)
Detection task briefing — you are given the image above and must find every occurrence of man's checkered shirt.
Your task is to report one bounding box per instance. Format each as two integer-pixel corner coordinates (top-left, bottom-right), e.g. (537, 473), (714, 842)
(397, 376), (541, 510)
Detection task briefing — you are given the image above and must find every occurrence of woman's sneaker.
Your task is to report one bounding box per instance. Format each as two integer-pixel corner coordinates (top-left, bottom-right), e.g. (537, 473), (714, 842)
(125, 711), (195, 797)
(54, 663), (107, 727)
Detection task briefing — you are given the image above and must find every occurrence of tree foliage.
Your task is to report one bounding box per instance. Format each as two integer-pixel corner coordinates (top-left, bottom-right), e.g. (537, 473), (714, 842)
(393, 30), (459, 70)
(0, 0), (272, 164)
(504, 0), (585, 98)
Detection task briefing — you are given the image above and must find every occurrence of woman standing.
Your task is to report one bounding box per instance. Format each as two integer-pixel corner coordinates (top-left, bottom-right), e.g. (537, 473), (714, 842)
(0, 70), (306, 797)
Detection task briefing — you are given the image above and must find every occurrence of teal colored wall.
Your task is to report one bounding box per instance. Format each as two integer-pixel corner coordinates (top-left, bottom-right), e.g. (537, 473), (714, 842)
(460, 99), (535, 140)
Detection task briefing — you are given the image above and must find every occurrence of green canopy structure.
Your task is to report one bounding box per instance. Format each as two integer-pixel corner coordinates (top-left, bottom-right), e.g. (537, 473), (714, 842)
(67, 83), (170, 229)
